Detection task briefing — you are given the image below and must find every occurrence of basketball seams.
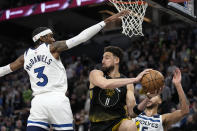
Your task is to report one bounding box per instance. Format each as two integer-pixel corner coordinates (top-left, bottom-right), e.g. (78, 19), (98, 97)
(141, 75), (151, 93)
(149, 71), (156, 92)
(142, 78), (162, 84)
(142, 74), (152, 93)
(156, 72), (164, 87)
(141, 75), (151, 83)
(141, 70), (164, 93)
(154, 71), (159, 92)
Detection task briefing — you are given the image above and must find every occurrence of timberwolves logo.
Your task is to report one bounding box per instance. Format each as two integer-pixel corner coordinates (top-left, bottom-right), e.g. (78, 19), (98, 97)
(98, 89), (120, 108)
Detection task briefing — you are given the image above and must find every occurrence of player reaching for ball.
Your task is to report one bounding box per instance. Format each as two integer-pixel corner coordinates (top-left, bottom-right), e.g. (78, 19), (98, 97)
(0, 11), (129, 131)
(89, 46), (153, 131)
(133, 68), (189, 131)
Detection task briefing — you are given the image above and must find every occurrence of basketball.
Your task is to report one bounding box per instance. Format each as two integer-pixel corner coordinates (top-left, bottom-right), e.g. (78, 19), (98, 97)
(140, 70), (164, 94)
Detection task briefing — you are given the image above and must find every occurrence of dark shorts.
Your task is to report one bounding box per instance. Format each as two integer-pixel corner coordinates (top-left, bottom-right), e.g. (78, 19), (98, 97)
(90, 118), (128, 131)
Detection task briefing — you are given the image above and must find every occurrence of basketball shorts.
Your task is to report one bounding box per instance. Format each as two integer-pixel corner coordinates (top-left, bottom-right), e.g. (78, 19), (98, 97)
(27, 92), (74, 130)
(90, 117), (128, 131)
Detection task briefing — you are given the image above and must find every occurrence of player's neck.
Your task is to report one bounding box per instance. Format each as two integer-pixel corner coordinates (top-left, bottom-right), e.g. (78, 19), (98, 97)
(109, 67), (120, 78)
(34, 43), (42, 49)
(34, 45), (39, 49)
(145, 107), (158, 117)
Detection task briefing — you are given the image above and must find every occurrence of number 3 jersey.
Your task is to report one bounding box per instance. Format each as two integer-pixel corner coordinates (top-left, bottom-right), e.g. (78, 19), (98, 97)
(133, 112), (164, 131)
(24, 43), (68, 96)
(89, 74), (127, 122)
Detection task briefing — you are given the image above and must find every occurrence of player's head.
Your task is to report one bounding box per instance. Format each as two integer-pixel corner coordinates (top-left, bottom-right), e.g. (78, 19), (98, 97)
(146, 94), (162, 109)
(102, 46), (123, 73)
(32, 27), (55, 45)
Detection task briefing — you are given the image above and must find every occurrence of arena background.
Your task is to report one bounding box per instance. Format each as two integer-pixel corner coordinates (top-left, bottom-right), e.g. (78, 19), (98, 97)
(0, 0), (197, 130)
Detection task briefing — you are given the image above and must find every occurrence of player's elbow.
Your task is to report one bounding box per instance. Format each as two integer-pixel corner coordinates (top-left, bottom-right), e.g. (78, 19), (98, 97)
(182, 110), (189, 117)
(182, 106), (190, 116)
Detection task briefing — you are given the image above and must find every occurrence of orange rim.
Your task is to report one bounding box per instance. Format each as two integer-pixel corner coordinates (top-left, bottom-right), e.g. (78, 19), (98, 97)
(110, 0), (147, 5)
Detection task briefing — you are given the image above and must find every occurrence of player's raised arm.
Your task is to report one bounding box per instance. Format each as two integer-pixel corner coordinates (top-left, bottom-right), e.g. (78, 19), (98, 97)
(0, 55), (24, 77)
(51, 10), (129, 53)
(162, 68), (189, 128)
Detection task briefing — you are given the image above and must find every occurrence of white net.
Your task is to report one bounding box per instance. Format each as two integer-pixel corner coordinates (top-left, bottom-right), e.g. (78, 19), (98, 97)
(109, 0), (148, 37)
(185, 0), (195, 16)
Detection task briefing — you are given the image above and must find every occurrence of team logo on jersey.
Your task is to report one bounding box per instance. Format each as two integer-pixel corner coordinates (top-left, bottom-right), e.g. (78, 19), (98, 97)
(98, 89), (119, 108)
(106, 89), (115, 96)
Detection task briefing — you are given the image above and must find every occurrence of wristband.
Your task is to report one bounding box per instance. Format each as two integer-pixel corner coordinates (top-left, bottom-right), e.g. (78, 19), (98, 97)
(0, 64), (12, 77)
(133, 105), (143, 115)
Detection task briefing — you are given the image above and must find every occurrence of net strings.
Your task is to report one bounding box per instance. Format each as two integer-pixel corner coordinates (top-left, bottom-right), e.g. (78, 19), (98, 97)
(110, 0), (148, 37)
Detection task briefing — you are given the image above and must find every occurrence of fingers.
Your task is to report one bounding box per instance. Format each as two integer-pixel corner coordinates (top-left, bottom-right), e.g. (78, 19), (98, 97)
(119, 10), (130, 17)
(144, 69), (152, 71)
(146, 92), (156, 99)
(176, 68), (181, 75)
(173, 68), (181, 77)
(143, 69), (152, 74)
(146, 92), (151, 99)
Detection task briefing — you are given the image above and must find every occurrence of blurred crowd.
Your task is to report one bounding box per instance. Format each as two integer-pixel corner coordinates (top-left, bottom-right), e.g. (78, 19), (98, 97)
(0, 24), (197, 131)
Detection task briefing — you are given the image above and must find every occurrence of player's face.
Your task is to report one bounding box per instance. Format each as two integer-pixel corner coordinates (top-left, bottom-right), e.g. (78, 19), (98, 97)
(146, 95), (161, 108)
(44, 33), (55, 44)
(102, 52), (115, 73)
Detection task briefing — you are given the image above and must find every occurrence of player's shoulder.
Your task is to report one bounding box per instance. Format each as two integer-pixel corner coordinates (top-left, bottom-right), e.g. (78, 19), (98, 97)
(89, 69), (103, 76)
(24, 48), (30, 56)
(39, 43), (49, 48)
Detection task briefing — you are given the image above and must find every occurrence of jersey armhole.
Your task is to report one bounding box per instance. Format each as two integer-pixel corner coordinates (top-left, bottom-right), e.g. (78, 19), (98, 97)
(23, 48), (30, 61)
(23, 48), (30, 70)
(48, 44), (60, 62)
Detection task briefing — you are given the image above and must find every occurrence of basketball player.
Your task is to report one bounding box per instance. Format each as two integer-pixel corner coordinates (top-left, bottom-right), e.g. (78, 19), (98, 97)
(133, 68), (189, 131)
(0, 10), (129, 131)
(89, 46), (153, 131)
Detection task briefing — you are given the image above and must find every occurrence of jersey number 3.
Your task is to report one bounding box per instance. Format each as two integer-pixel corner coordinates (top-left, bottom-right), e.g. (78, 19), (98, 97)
(34, 66), (48, 87)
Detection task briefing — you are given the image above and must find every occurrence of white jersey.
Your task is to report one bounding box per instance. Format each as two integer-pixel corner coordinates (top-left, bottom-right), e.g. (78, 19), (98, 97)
(24, 43), (68, 96)
(133, 112), (164, 131)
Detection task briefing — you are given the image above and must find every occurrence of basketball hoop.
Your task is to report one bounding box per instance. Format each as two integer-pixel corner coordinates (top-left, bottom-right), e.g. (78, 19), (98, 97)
(109, 0), (148, 37)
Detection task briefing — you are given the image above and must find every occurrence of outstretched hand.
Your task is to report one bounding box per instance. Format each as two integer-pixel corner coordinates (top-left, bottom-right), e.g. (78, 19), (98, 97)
(104, 10), (130, 24)
(172, 68), (182, 85)
(135, 69), (152, 83)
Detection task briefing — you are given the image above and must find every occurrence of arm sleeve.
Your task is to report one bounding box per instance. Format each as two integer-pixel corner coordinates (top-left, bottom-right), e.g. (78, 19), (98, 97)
(66, 21), (106, 49)
(0, 64), (12, 77)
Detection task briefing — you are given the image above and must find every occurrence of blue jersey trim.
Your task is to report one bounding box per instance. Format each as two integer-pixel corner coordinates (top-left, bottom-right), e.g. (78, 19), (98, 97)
(51, 123), (73, 128)
(138, 116), (160, 122)
(45, 43), (48, 47)
(141, 112), (160, 118)
(27, 120), (50, 128)
(153, 114), (160, 118)
(25, 48), (29, 55)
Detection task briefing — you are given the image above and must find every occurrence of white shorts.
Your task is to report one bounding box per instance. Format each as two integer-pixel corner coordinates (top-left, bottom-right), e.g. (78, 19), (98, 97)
(27, 92), (74, 130)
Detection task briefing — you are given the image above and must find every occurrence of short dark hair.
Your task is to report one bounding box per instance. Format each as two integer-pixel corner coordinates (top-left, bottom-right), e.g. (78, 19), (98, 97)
(32, 27), (50, 44)
(104, 46), (124, 63)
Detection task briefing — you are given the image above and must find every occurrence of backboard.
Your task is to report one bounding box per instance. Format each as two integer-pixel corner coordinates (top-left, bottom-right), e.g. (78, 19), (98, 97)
(146, 0), (197, 25)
